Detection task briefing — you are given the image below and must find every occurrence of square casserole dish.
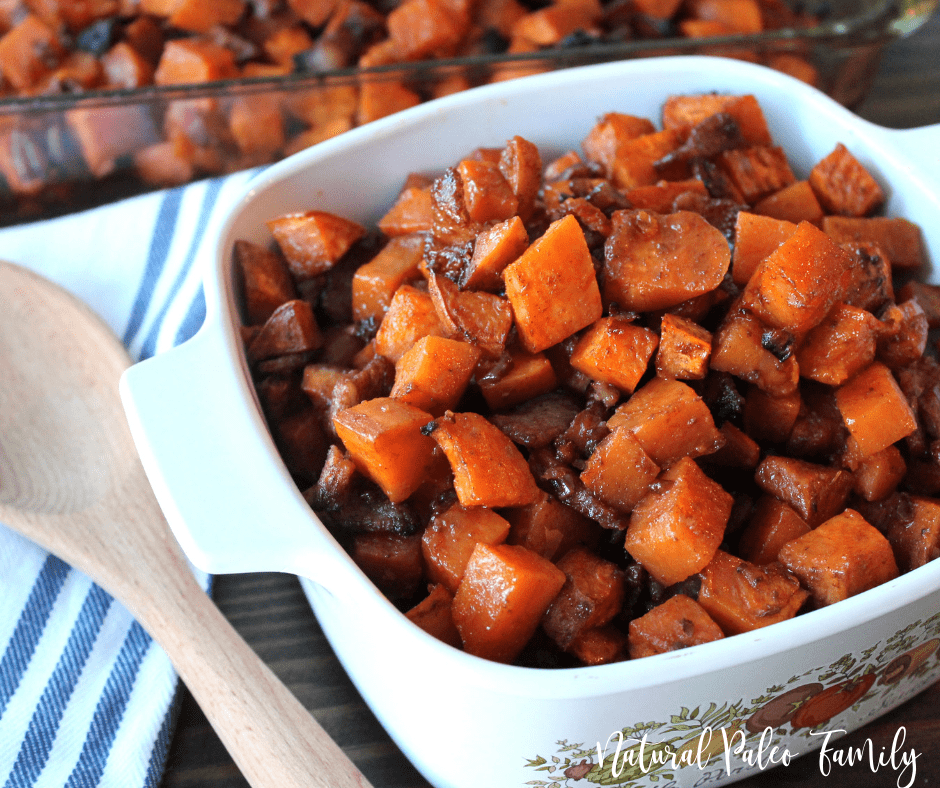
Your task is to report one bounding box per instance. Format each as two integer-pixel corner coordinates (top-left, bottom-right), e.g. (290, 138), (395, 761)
(0, 0), (935, 225)
(120, 55), (940, 788)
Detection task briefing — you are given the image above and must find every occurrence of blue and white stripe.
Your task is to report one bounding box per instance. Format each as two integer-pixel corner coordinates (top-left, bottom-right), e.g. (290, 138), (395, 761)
(0, 168), (260, 788)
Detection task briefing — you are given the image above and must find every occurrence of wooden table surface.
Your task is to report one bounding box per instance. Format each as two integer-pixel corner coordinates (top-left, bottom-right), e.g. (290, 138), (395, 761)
(159, 15), (940, 788)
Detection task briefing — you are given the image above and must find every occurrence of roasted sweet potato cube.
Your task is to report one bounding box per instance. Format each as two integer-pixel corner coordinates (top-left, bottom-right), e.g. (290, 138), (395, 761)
(387, 0), (468, 58)
(686, 0), (763, 33)
(569, 316), (658, 394)
(101, 41), (154, 89)
(754, 455), (853, 527)
(456, 158), (518, 223)
(809, 143), (884, 217)
(628, 594), (724, 659)
(656, 313), (712, 380)
(301, 363), (348, 414)
(607, 378), (725, 468)
(779, 509), (899, 606)
(602, 209), (730, 312)
(352, 533), (424, 599)
(582, 112), (657, 175)
(542, 547), (625, 650)
(234, 240), (297, 325)
(374, 283), (448, 363)
(710, 304), (799, 397)
(452, 543), (566, 663)
(878, 299), (929, 370)
(568, 626), (628, 666)
(504, 492), (599, 561)
(268, 210), (366, 280)
(705, 422), (761, 469)
(580, 427), (660, 514)
(477, 349), (557, 410)
(752, 180), (824, 225)
(502, 214), (603, 353)
(247, 299), (322, 363)
(605, 128), (684, 190)
(427, 272), (513, 357)
(742, 384), (801, 444)
(835, 362), (917, 457)
(461, 216), (529, 292)
(785, 384), (849, 459)
(263, 25), (316, 68)
(741, 220), (854, 333)
(390, 335), (481, 416)
(406, 584), (461, 648)
(66, 104), (160, 178)
(511, 1), (600, 45)
(661, 93), (772, 146)
(624, 178), (708, 213)
(795, 303), (881, 386)
(633, 0), (683, 17)
(886, 495), (940, 572)
(271, 408), (329, 487)
(497, 135), (541, 221)
(839, 242), (893, 312)
(843, 443), (906, 502)
(0, 15), (65, 91)
(697, 550), (808, 635)
(333, 397), (436, 502)
(428, 411), (541, 508)
(624, 457), (734, 586)
(135, 141), (194, 187)
(154, 38), (239, 85)
(378, 185), (435, 237)
(352, 234), (424, 324)
(422, 503), (511, 592)
(730, 212), (797, 287)
(717, 145), (795, 204)
(737, 496), (810, 566)
(169, 0), (246, 32)
(229, 94), (285, 157)
(823, 216), (925, 269)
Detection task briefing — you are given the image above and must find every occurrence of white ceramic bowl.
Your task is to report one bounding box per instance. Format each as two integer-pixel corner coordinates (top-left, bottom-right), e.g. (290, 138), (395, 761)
(120, 56), (940, 788)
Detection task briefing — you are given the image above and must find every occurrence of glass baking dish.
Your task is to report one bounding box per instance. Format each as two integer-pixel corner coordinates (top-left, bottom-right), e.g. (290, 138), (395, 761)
(0, 0), (934, 225)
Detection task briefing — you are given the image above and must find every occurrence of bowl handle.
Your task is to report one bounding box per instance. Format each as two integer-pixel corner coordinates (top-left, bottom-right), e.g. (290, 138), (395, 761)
(119, 324), (362, 596)
(884, 124), (940, 182)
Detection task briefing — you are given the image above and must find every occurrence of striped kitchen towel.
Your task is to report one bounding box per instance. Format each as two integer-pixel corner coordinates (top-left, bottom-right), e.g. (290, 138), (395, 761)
(0, 168), (259, 788)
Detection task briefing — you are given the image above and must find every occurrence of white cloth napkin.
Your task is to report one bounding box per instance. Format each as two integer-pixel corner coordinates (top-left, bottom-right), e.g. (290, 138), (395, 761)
(0, 169), (259, 788)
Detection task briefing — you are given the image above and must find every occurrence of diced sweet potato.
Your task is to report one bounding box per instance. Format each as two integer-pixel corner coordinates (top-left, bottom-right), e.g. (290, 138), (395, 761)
(542, 547), (625, 649)
(66, 104), (161, 179)
(378, 185), (435, 237)
(427, 271), (513, 357)
(633, 0), (682, 17)
(697, 550), (808, 635)
(268, 210), (366, 280)
(809, 143), (884, 217)
(422, 503), (511, 592)
(628, 594), (724, 659)
(839, 242), (893, 312)
(843, 443), (906, 502)
(705, 422), (761, 469)
(885, 495), (940, 572)
(333, 397), (436, 502)
(168, 0), (246, 32)
(607, 377), (725, 467)
(0, 15), (64, 92)
(352, 533), (424, 599)
(730, 212), (797, 287)
(738, 496), (811, 566)
(428, 411), (541, 508)
(134, 141), (194, 187)
(597, 128), (684, 190)
(795, 303), (881, 386)
(374, 283), (448, 363)
(569, 316), (659, 393)
(456, 158), (518, 223)
(567, 626), (628, 666)
(655, 313), (712, 380)
(153, 38), (239, 85)
(624, 456), (734, 586)
(502, 214), (603, 353)
(580, 427), (660, 514)
(741, 220), (854, 334)
(878, 299), (929, 370)
(352, 234), (424, 324)
(778, 509), (899, 606)
(504, 492), (599, 561)
(511, 1), (600, 45)
(823, 216), (925, 269)
(271, 408), (329, 487)
(582, 112), (657, 176)
(358, 79), (422, 125)
(406, 584), (462, 648)
(898, 281), (940, 328)
(386, 0), (468, 58)
(602, 209), (730, 312)
(477, 349), (558, 410)
(717, 145), (795, 204)
(498, 135), (542, 221)
(234, 239), (297, 325)
(390, 335), (481, 415)
(754, 455), (853, 527)
(742, 384), (801, 444)
(661, 93), (772, 146)
(301, 363), (348, 414)
(624, 178), (708, 213)
(247, 299), (322, 363)
(835, 362), (917, 457)
(229, 94), (285, 157)
(101, 41), (154, 89)
(461, 215), (529, 291)
(452, 543), (566, 663)
(685, 0), (763, 33)
(752, 180), (824, 225)
(288, 0), (339, 26)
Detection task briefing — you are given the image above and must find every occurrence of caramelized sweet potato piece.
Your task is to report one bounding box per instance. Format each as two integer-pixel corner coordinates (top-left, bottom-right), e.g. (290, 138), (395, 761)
(66, 104), (160, 178)
(461, 216), (529, 292)
(898, 281), (940, 328)
(582, 112), (657, 176)
(502, 214), (603, 353)
(795, 303), (881, 386)
(234, 239), (297, 325)
(596, 128), (684, 190)
(661, 93), (772, 146)
(730, 212), (797, 287)
(378, 185), (435, 237)
(685, 0), (763, 33)
(504, 492), (599, 561)
(247, 299), (322, 362)
(754, 455), (853, 527)
(778, 509), (899, 606)
(752, 180), (824, 225)
(0, 15), (65, 91)
(569, 316), (659, 394)
(835, 362), (917, 458)
(823, 216), (925, 269)
(452, 543), (566, 663)
(809, 143), (884, 217)
(406, 584), (462, 648)
(624, 178), (708, 213)
(542, 547), (625, 650)
(390, 335), (481, 416)
(427, 271), (513, 357)
(655, 313), (712, 380)
(169, 0), (246, 32)
(706, 422), (761, 469)
(477, 349), (558, 410)
(498, 135), (542, 221)
(839, 242), (893, 312)
(628, 594), (724, 659)
(624, 456), (734, 586)
(351, 234), (424, 323)
(422, 503), (511, 592)
(580, 427), (660, 514)
(697, 550), (808, 635)
(607, 377), (725, 467)
(153, 38), (239, 85)
(843, 443), (906, 502)
(717, 145), (795, 204)
(742, 384), (801, 444)
(738, 496), (811, 566)
(386, 0), (468, 58)
(229, 94), (285, 157)
(511, 0), (600, 45)
(268, 210), (366, 280)
(885, 495), (940, 572)
(102, 41), (155, 89)
(602, 209), (730, 312)
(333, 397), (436, 502)
(374, 283), (448, 363)
(352, 533), (424, 599)
(878, 299), (929, 370)
(457, 158), (518, 223)
(428, 411), (541, 508)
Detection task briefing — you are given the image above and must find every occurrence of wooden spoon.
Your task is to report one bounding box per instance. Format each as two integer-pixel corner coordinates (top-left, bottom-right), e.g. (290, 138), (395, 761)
(0, 260), (373, 788)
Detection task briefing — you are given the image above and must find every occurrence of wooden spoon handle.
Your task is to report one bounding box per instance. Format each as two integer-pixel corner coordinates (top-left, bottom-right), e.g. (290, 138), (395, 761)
(138, 555), (373, 788)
